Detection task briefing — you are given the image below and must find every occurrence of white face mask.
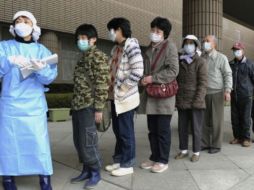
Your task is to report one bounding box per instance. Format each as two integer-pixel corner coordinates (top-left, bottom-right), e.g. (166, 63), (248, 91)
(14, 23), (33, 38)
(149, 32), (163, 43)
(184, 44), (196, 55)
(203, 42), (212, 52)
(233, 50), (243, 58)
(108, 29), (116, 42)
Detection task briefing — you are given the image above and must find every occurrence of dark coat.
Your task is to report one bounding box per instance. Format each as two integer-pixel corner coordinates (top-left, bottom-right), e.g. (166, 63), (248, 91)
(176, 54), (208, 109)
(230, 57), (254, 99)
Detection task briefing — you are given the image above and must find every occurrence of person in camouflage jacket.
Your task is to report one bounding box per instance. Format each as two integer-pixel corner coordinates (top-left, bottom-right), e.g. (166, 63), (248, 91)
(70, 24), (109, 189)
(71, 46), (109, 111)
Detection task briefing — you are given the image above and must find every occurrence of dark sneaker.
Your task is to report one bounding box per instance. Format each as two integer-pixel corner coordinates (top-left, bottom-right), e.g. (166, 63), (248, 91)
(201, 147), (210, 151)
(208, 148), (221, 154)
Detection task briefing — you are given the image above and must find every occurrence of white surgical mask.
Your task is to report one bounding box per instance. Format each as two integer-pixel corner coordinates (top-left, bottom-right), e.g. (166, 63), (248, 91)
(108, 29), (116, 42)
(14, 23), (33, 38)
(184, 44), (196, 55)
(203, 42), (212, 52)
(149, 32), (163, 43)
(233, 50), (243, 58)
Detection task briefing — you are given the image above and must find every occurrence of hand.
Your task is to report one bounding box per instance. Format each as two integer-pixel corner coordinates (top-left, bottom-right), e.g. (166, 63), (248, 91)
(143, 76), (153, 85)
(141, 78), (147, 86)
(224, 92), (231, 102)
(8, 55), (29, 67)
(95, 112), (103, 124)
(30, 60), (47, 71)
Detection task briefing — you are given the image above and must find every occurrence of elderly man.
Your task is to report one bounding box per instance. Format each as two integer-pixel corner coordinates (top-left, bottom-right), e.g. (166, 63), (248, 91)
(229, 42), (254, 147)
(201, 35), (232, 154)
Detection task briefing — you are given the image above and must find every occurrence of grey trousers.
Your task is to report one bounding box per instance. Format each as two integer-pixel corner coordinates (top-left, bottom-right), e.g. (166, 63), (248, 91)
(72, 107), (102, 169)
(178, 109), (205, 153)
(202, 91), (224, 149)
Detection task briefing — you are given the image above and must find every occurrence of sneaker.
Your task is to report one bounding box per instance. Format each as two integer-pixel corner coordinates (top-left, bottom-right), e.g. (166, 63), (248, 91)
(140, 160), (154, 169)
(191, 154), (200, 162)
(105, 163), (120, 172)
(151, 163), (168, 173)
(229, 139), (241, 144)
(175, 152), (188, 160)
(242, 140), (251, 147)
(111, 167), (134, 176)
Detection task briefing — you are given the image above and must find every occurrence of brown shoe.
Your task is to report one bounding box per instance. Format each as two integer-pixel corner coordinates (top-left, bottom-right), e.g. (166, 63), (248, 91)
(191, 154), (200, 162)
(175, 152), (188, 160)
(229, 139), (241, 144)
(242, 140), (251, 147)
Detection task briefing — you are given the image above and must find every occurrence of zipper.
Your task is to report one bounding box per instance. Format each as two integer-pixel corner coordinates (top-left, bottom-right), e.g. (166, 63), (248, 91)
(234, 65), (238, 102)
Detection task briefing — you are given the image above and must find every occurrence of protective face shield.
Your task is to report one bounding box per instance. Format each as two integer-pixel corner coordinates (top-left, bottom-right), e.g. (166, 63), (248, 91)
(203, 42), (212, 52)
(14, 23), (33, 38)
(233, 50), (243, 58)
(108, 29), (116, 42)
(184, 44), (196, 55)
(77, 40), (90, 52)
(149, 32), (163, 43)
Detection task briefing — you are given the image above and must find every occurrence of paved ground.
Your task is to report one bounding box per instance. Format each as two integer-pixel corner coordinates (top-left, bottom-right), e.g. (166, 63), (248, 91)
(1, 107), (254, 190)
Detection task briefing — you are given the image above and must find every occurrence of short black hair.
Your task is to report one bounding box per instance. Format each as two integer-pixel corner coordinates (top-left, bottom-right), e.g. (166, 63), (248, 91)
(75, 24), (98, 42)
(150, 17), (172, 39)
(107, 17), (132, 38)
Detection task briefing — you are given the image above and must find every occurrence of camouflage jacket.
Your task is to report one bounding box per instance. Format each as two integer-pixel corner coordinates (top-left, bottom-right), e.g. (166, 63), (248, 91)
(71, 46), (110, 111)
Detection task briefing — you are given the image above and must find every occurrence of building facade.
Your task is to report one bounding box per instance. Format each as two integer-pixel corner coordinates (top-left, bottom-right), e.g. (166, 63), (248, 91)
(0, 0), (253, 83)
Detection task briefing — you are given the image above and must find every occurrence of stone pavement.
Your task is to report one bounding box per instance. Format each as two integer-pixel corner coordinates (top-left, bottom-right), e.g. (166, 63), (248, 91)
(1, 107), (254, 190)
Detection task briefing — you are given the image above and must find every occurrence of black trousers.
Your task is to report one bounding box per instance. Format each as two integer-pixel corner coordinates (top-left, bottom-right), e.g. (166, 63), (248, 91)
(178, 109), (204, 153)
(147, 115), (172, 164)
(72, 107), (102, 169)
(231, 96), (252, 140)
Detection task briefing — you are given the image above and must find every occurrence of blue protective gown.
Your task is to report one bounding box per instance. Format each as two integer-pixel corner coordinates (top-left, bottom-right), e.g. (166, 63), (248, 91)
(0, 39), (57, 176)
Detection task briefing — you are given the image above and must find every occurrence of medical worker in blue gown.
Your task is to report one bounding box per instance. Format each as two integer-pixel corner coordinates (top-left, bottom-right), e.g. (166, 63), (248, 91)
(0, 11), (57, 190)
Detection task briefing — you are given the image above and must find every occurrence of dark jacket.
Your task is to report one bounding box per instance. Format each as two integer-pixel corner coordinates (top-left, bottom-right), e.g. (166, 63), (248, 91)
(176, 54), (208, 109)
(230, 57), (254, 99)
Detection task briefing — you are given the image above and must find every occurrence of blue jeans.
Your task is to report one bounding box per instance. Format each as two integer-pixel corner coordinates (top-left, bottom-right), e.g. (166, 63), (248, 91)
(111, 101), (136, 168)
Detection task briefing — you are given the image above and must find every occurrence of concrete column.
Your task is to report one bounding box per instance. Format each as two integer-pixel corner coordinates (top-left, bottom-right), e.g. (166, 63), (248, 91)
(40, 31), (60, 81)
(40, 31), (59, 54)
(183, 0), (223, 50)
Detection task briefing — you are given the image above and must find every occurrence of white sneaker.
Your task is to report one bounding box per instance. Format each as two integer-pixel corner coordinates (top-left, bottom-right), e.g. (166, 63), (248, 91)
(151, 163), (168, 173)
(105, 163), (120, 172)
(140, 160), (155, 169)
(111, 167), (134, 176)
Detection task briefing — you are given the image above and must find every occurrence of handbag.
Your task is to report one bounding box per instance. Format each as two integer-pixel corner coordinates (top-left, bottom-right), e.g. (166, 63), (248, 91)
(146, 80), (178, 98)
(145, 41), (178, 98)
(84, 67), (111, 132)
(96, 100), (111, 132)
